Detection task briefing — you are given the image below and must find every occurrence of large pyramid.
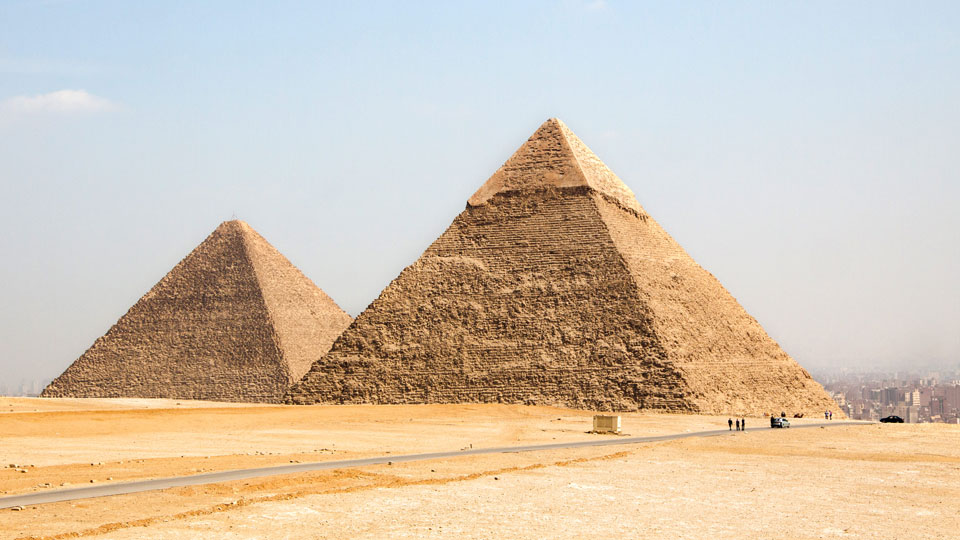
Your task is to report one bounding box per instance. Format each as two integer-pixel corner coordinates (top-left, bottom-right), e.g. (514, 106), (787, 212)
(42, 220), (352, 403)
(288, 119), (837, 415)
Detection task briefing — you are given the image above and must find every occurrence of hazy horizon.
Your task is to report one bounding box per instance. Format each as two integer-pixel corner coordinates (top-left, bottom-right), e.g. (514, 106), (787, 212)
(1, 1), (958, 388)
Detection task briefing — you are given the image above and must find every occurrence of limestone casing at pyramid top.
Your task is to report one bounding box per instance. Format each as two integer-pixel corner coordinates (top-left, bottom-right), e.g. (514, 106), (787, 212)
(467, 118), (645, 215)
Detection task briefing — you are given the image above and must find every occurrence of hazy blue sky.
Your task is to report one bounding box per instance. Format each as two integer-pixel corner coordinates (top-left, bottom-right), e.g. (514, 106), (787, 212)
(1, 1), (958, 388)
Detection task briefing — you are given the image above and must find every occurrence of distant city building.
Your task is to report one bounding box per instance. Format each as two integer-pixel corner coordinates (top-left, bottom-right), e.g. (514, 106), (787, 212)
(1, 378), (49, 397)
(821, 367), (960, 424)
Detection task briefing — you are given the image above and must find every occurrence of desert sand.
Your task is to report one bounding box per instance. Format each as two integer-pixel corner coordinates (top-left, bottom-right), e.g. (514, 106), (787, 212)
(2, 398), (957, 539)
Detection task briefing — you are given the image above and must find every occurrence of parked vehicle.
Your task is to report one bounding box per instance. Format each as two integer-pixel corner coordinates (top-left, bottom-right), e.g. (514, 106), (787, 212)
(880, 415), (904, 423)
(771, 417), (790, 428)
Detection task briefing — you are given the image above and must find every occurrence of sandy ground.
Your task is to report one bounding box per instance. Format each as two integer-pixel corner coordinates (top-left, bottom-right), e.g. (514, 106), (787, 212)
(2, 398), (957, 539)
(0, 397), (255, 414)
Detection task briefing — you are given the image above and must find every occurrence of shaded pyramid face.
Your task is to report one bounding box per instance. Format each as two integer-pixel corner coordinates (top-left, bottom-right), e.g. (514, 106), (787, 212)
(42, 221), (352, 403)
(288, 119), (837, 415)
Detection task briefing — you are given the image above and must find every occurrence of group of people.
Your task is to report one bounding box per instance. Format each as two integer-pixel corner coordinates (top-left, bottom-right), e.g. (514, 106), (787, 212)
(726, 410), (834, 431)
(727, 417), (747, 431)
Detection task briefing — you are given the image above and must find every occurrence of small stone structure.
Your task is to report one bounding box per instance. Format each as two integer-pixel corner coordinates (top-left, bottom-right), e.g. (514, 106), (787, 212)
(593, 415), (621, 434)
(42, 220), (352, 403)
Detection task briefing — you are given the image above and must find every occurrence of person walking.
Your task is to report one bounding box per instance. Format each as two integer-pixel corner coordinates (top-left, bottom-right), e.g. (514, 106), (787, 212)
(728, 418), (733, 431)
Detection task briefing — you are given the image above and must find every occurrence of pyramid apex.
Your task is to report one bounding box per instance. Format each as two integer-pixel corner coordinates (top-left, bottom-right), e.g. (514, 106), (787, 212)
(213, 220), (259, 240)
(218, 219), (249, 228)
(467, 119), (644, 214)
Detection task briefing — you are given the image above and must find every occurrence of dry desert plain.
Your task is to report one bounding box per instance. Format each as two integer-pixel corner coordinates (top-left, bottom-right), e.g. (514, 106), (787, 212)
(1, 398), (958, 539)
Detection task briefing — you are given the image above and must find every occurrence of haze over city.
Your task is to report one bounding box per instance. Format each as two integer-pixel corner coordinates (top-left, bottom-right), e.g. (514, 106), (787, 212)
(1, 1), (958, 390)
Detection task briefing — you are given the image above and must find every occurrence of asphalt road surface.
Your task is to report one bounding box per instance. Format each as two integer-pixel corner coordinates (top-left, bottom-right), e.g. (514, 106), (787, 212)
(0, 420), (869, 509)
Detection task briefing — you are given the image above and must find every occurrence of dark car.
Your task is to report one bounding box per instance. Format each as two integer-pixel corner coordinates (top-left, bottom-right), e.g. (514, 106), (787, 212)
(880, 415), (904, 423)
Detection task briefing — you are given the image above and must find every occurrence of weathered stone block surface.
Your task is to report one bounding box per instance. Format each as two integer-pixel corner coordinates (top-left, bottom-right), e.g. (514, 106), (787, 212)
(42, 221), (352, 403)
(288, 119), (838, 416)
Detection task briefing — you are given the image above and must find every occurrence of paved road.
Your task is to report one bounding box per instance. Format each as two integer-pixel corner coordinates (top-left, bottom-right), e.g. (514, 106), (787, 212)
(0, 421), (869, 509)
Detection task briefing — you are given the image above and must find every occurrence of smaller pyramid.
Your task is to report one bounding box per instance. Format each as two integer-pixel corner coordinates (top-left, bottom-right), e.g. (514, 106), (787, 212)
(42, 221), (352, 403)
